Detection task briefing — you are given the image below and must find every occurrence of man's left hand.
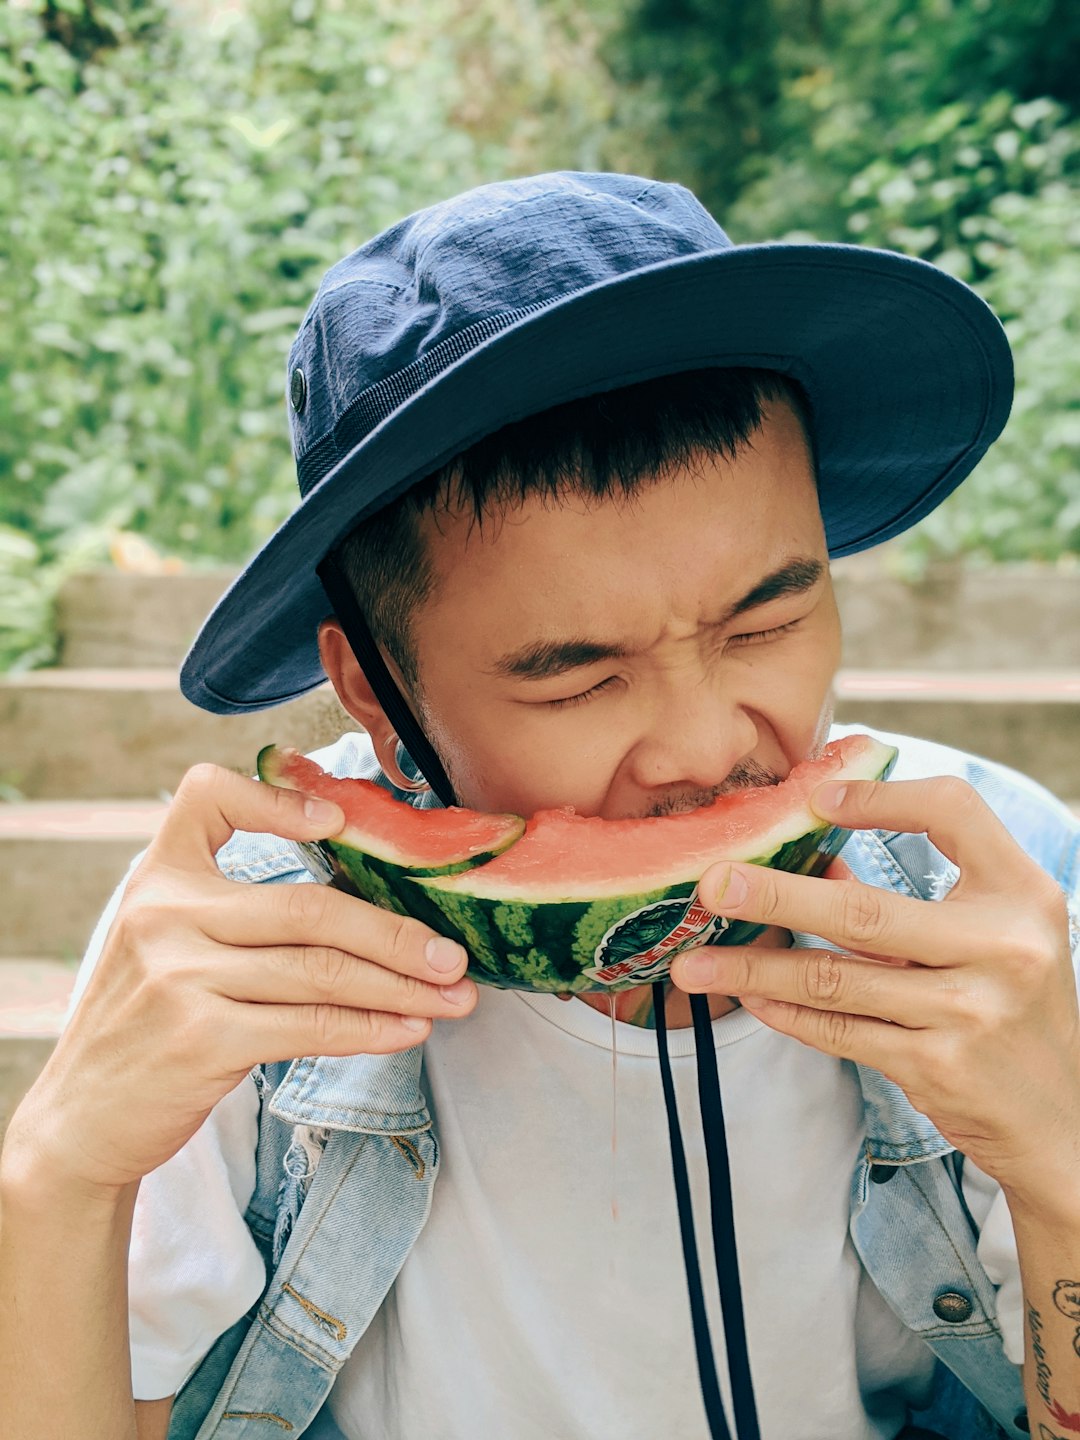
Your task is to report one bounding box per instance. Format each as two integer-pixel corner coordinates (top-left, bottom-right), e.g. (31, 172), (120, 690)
(669, 776), (1080, 1207)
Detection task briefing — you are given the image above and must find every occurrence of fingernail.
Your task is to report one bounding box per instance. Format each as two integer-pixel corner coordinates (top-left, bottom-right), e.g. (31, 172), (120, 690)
(439, 978), (475, 1005)
(304, 796), (342, 824)
(400, 1015), (429, 1032)
(426, 937), (467, 973)
(717, 867), (748, 909)
(813, 782), (847, 815)
(678, 952), (716, 987)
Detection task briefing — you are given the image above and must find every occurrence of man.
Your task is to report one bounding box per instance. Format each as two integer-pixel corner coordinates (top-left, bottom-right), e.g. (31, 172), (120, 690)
(1, 173), (1078, 1440)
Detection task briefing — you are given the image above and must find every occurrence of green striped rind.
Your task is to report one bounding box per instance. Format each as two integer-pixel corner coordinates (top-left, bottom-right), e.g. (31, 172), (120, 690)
(409, 818), (851, 992)
(306, 841), (465, 934)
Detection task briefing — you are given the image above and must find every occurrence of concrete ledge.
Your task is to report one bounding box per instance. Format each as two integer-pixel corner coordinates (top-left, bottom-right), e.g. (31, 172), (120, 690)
(0, 670), (354, 800)
(833, 687), (1080, 795)
(5, 666), (1078, 800)
(57, 569), (238, 669)
(833, 566), (1080, 670)
(0, 960), (76, 1135)
(0, 1033), (60, 1141)
(0, 958), (77, 1036)
(0, 821), (150, 959)
(834, 671), (1080, 702)
(0, 799), (167, 841)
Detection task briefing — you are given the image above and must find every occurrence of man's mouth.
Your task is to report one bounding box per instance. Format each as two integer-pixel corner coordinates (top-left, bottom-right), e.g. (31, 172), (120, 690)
(642, 760), (781, 818)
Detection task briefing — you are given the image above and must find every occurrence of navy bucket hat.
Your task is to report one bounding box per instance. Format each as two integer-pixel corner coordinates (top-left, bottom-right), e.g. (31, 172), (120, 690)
(180, 170), (1013, 715)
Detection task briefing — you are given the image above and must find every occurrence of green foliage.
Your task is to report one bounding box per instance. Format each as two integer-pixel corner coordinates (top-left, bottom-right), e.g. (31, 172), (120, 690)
(902, 182), (1080, 564)
(619, 0), (1080, 566)
(3, 0), (1078, 675)
(606, 0), (783, 210)
(0, 0), (618, 668)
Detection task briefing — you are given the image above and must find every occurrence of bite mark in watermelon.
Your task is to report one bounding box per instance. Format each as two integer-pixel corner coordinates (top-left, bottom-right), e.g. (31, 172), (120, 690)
(258, 734), (897, 993)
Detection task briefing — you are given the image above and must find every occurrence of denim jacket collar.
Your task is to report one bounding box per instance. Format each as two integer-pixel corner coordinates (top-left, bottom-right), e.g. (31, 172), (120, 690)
(268, 1046), (430, 1134)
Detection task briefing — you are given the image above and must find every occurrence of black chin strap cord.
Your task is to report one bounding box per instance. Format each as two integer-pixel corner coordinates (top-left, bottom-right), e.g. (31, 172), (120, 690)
(317, 553), (458, 808)
(689, 992), (761, 1440)
(653, 983), (731, 1440)
(654, 983), (762, 1440)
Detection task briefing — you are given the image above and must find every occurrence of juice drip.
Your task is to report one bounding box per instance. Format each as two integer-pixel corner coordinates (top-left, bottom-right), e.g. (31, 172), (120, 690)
(608, 992), (619, 1224)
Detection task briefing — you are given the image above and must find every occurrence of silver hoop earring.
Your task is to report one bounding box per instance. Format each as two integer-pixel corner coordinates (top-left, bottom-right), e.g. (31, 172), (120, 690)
(385, 736), (432, 795)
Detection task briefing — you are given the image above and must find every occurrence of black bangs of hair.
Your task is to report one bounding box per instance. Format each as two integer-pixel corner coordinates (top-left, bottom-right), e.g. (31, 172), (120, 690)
(332, 367), (814, 689)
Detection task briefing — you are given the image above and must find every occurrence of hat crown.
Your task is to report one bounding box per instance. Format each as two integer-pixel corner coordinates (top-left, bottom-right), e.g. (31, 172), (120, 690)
(287, 172), (731, 492)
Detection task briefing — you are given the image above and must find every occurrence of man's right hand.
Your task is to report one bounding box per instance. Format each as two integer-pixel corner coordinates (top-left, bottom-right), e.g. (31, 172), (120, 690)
(2, 762), (477, 1198)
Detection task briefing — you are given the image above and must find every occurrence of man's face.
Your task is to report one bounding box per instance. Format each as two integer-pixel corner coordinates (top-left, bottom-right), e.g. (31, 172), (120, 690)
(409, 398), (841, 819)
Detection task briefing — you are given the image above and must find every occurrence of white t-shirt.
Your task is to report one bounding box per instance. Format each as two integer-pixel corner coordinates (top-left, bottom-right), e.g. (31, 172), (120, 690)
(120, 965), (1024, 1438)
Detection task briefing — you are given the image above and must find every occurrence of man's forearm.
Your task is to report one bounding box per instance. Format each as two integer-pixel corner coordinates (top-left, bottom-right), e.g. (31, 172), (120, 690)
(0, 1134), (140, 1440)
(1012, 1188), (1080, 1439)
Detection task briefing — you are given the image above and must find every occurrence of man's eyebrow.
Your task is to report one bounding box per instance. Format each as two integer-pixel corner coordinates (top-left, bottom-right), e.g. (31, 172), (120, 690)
(489, 637), (632, 681)
(488, 555), (825, 682)
(726, 555), (824, 621)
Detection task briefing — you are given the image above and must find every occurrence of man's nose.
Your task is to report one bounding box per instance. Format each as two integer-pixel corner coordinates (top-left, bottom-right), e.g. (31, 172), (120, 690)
(628, 680), (760, 795)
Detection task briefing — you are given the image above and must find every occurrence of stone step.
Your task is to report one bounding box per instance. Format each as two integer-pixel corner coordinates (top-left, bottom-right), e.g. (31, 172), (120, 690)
(0, 959), (77, 1139)
(0, 801), (164, 959)
(0, 958), (78, 1035)
(3, 665), (1079, 801)
(831, 670), (1080, 795)
(54, 565), (1080, 671)
(0, 668), (352, 801)
(833, 566), (1080, 671)
(56, 568), (238, 669)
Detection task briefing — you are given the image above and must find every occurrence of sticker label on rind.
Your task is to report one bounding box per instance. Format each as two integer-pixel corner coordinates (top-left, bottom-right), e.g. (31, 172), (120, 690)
(582, 891), (730, 987)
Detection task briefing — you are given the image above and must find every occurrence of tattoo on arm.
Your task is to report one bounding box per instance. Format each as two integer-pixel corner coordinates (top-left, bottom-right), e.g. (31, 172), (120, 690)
(1029, 1286), (1080, 1437)
(1030, 1304), (1053, 1407)
(1053, 1280), (1080, 1358)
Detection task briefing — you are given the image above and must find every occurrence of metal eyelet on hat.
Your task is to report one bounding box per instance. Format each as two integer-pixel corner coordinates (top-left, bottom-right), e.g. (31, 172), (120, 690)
(290, 367), (307, 414)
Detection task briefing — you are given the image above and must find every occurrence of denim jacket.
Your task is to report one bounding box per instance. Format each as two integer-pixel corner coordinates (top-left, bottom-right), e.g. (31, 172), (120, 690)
(167, 726), (1080, 1440)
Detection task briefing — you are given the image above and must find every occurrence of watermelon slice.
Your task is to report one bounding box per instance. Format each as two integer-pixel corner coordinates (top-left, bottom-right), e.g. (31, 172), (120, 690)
(256, 746), (525, 895)
(258, 734), (897, 993)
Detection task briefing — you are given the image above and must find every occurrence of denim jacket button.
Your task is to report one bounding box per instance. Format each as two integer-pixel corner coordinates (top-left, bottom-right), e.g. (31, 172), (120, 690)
(932, 1291), (974, 1323)
(868, 1163), (896, 1184)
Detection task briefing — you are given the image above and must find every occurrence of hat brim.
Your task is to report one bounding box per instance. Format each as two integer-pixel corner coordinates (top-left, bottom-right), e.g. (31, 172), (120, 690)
(181, 243), (1012, 715)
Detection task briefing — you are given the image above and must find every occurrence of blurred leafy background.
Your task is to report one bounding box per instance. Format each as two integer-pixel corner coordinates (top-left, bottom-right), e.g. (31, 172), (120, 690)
(1, 0), (1077, 669)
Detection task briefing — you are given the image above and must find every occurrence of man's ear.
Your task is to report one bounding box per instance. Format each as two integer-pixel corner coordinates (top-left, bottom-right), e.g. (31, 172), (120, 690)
(317, 617), (398, 764)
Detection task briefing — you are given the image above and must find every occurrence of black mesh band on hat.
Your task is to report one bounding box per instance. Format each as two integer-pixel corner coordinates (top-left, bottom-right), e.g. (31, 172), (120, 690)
(296, 302), (551, 497)
(316, 552), (458, 808)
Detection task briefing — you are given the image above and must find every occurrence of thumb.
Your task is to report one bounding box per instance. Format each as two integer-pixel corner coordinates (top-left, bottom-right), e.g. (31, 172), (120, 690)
(147, 762), (345, 874)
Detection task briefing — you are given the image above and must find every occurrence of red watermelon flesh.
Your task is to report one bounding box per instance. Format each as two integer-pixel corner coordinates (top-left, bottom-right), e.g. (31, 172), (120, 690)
(431, 736), (882, 901)
(256, 744), (524, 875)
